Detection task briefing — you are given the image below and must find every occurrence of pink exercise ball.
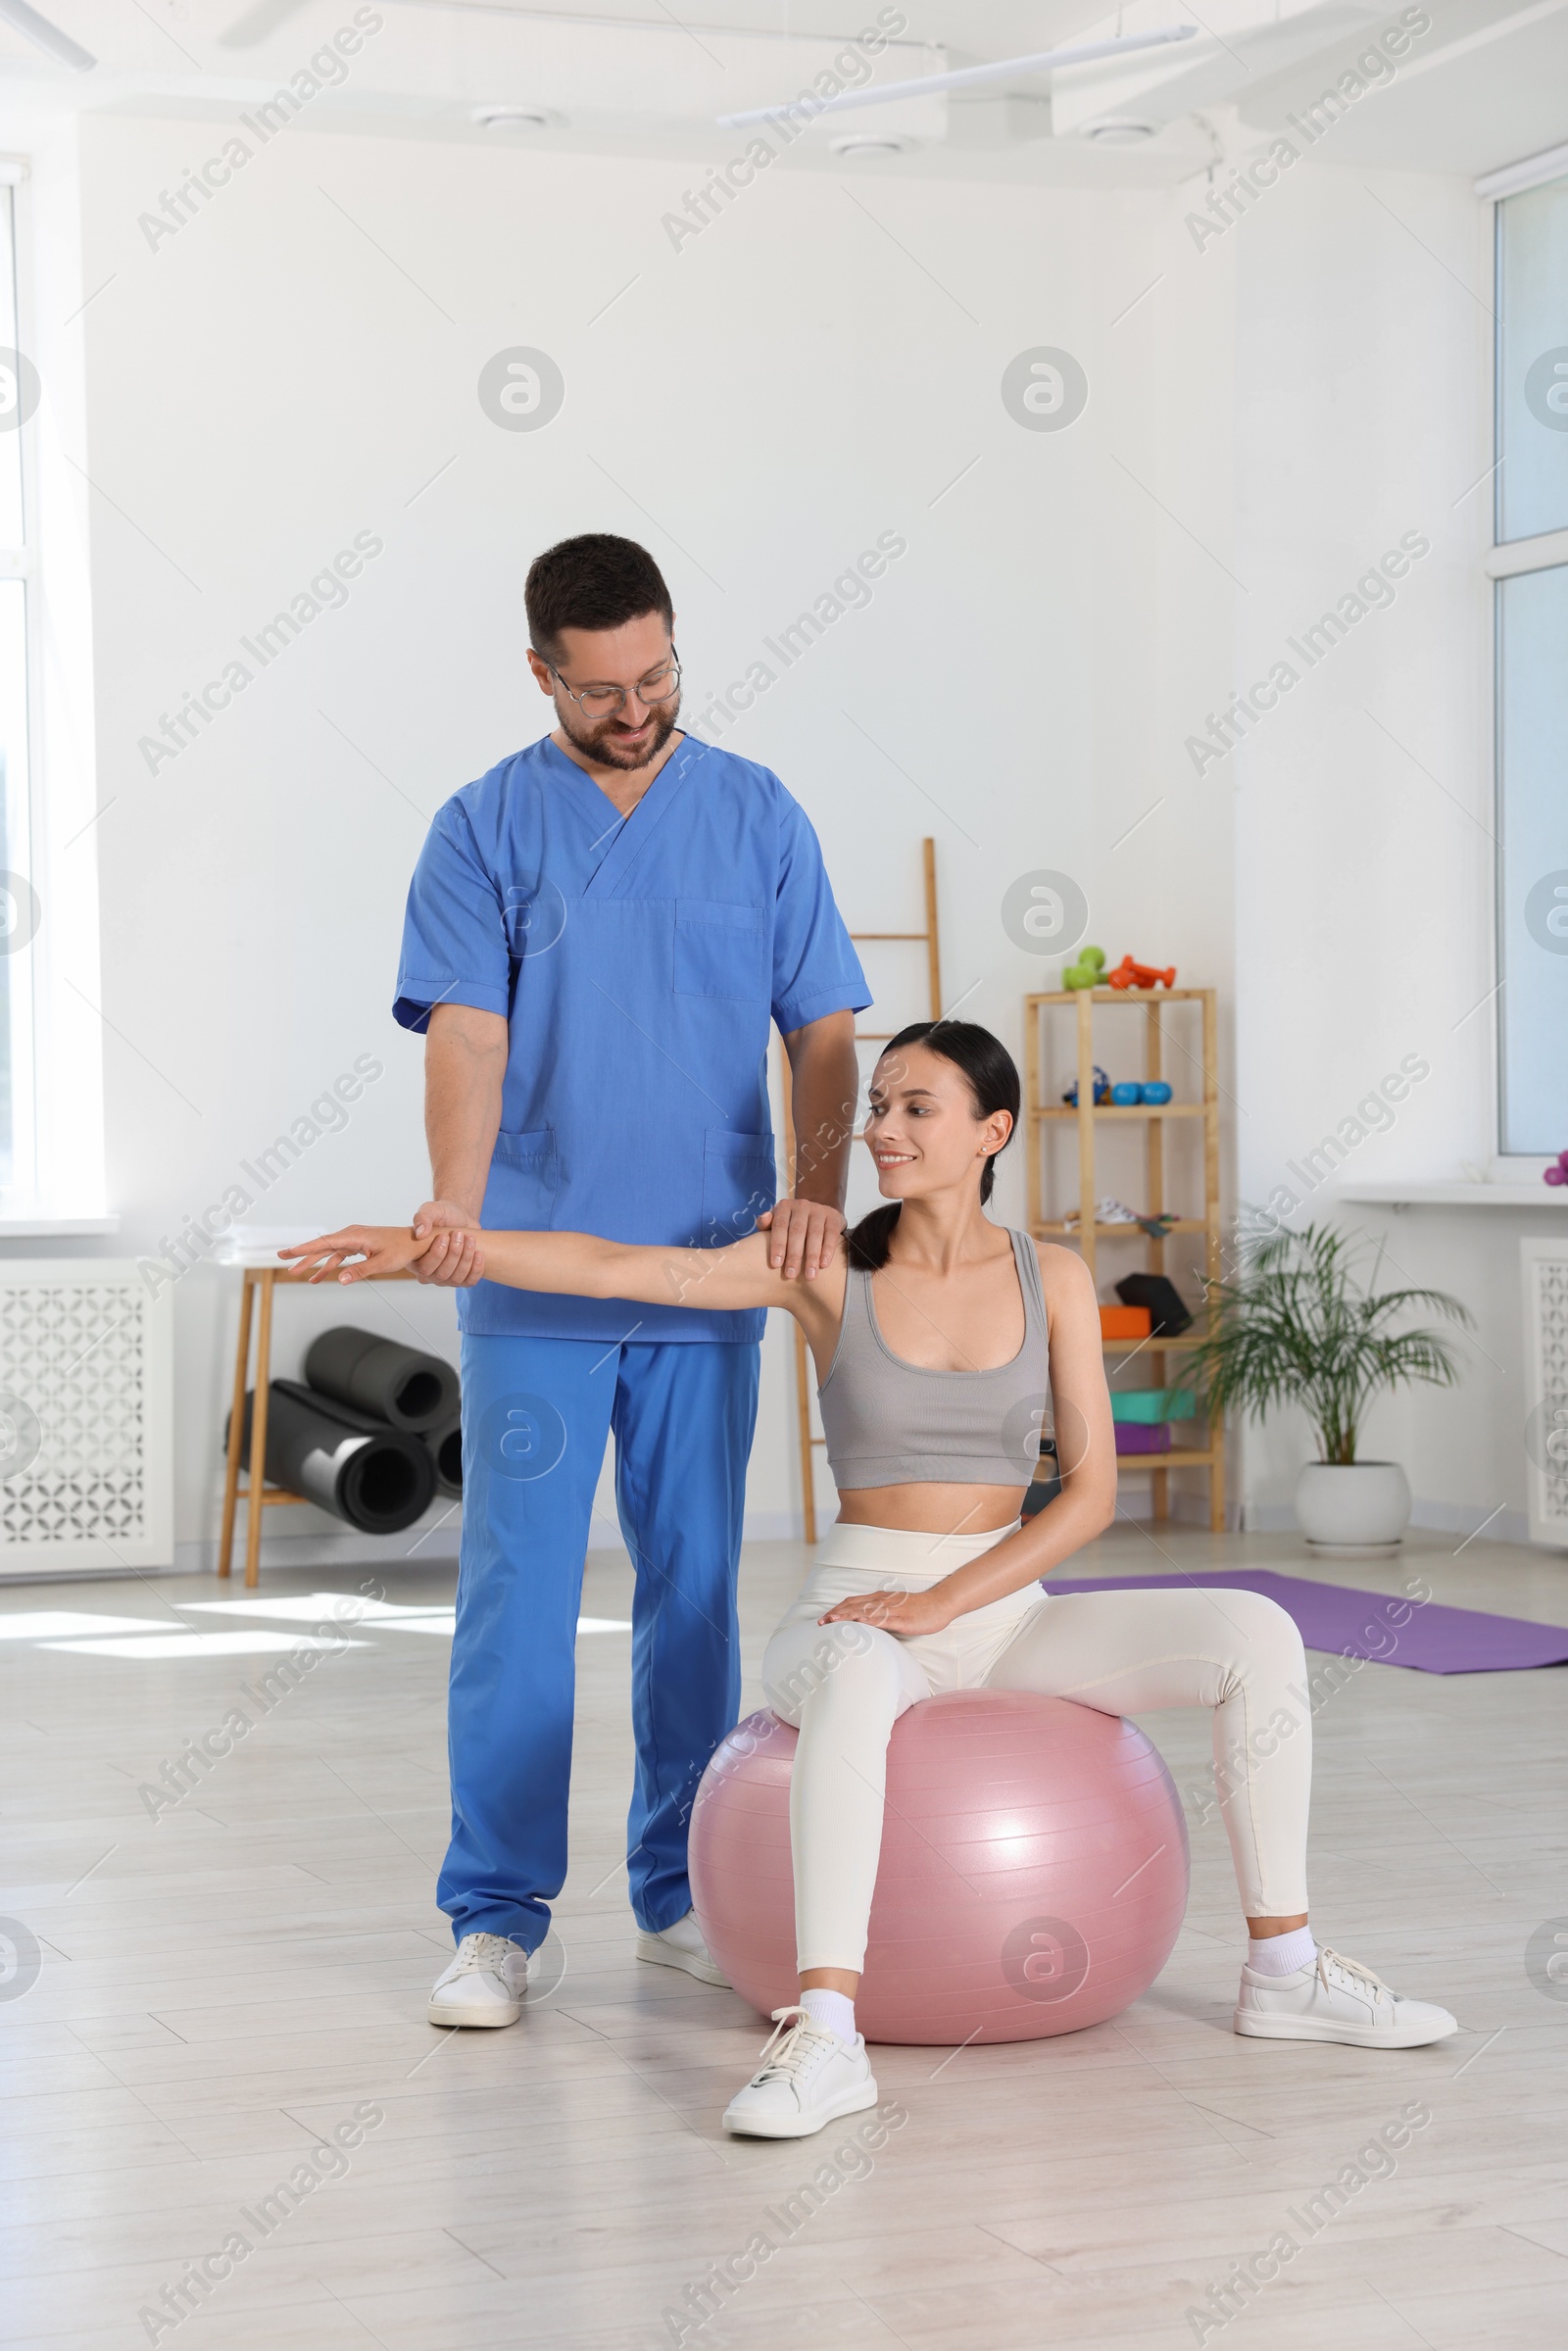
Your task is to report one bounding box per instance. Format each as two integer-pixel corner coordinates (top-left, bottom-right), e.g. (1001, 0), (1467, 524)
(689, 1690), (1189, 2046)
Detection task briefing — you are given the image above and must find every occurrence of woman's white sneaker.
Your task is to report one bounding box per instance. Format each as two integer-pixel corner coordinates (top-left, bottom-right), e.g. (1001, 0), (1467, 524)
(722, 2006), (879, 2139)
(428, 1933), (531, 2028)
(1234, 1945), (1457, 2049)
(635, 1909), (730, 1987)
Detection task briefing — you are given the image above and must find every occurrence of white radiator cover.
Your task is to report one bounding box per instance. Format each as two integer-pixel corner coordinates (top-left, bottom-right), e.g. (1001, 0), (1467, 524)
(1521, 1238), (1568, 1549)
(0, 1259), (173, 1577)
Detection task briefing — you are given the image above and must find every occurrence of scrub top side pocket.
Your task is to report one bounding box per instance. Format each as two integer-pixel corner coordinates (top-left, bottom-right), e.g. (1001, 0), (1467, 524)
(483, 1127), (560, 1231)
(672, 901), (767, 1001)
(698, 1128), (777, 1251)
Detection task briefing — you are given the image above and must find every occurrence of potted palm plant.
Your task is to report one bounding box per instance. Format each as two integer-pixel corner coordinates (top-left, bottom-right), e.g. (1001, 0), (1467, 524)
(1189, 1222), (1472, 1555)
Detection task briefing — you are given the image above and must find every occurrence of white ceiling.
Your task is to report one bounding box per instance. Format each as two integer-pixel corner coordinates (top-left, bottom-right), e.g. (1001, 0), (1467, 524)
(0, 0), (1560, 186)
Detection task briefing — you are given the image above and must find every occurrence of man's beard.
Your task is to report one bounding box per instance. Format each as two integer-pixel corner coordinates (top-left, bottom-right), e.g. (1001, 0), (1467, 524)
(559, 690), (681, 772)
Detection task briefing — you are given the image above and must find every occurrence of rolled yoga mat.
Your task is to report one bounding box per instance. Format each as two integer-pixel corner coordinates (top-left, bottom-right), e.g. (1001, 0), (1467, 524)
(303, 1327), (459, 1433)
(234, 1381), (436, 1534)
(421, 1412), (463, 1499)
(1044, 1570), (1568, 1674)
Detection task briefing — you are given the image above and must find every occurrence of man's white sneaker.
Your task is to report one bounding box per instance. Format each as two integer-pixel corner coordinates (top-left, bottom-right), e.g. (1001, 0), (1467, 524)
(635, 1909), (730, 1987)
(1234, 1945), (1457, 2049)
(722, 2006), (879, 2140)
(428, 1933), (531, 2028)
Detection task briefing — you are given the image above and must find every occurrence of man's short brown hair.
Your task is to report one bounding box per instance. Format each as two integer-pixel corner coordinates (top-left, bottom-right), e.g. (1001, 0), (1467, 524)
(524, 534), (673, 662)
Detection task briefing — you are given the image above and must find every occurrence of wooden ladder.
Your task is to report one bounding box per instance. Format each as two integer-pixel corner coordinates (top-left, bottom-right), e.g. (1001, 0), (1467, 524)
(778, 839), (942, 1546)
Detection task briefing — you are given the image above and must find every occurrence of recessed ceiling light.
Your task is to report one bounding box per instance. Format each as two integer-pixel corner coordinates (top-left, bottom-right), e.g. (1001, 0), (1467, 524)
(1087, 119), (1157, 145)
(471, 104), (560, 132)
(829, 132), (919, 157)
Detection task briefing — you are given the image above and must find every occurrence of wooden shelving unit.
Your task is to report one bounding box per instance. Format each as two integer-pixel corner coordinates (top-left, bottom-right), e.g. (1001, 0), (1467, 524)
(1023, 984), (1224, 1531)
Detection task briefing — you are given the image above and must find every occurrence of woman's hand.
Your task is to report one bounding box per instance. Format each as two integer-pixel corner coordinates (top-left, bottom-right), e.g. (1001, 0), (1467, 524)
(817, 1586), (955, 1639)
(277, 1224), (484, 1286)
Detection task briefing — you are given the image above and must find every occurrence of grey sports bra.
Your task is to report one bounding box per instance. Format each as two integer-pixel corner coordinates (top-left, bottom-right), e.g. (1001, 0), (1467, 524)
(817, 1226), (1051, 1490)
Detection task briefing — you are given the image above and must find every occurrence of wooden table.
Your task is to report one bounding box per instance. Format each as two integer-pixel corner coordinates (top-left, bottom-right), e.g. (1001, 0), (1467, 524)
(218, 1263), (416, 1589)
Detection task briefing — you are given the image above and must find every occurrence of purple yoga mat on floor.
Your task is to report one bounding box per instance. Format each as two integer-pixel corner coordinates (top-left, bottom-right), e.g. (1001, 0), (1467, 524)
(1042, 1570), (1568, 1674)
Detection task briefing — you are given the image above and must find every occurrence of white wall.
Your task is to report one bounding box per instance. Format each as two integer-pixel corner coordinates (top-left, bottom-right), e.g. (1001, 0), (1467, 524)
(1222, 155), (1551, 1537)
(7, 103), (1533, 1563)
(26, 110), (1235, 1561)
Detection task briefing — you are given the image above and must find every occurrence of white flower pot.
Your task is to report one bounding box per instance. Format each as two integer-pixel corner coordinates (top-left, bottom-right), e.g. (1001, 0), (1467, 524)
(1294, 1460), (1411, 1557)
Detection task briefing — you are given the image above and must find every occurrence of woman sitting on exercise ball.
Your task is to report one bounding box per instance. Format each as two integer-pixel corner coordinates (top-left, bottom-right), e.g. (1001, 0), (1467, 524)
(285, 1019), (1455, 2140)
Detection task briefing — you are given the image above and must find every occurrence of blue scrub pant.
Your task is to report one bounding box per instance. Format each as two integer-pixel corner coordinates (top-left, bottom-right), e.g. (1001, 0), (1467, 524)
(438, 1332), (761, 1952)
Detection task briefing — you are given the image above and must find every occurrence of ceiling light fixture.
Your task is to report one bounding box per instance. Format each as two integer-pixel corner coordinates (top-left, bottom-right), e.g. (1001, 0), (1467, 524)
(830, 131), (918, 157)
(1087, 119), (1158, 144)
(718, 25), (1197, 129)
(471, 104), (560, 131)
(0, 0), (94, 71)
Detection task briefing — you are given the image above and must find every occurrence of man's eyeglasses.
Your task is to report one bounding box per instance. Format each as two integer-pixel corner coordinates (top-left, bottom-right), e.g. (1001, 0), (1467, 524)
(545, 648), (683, 718)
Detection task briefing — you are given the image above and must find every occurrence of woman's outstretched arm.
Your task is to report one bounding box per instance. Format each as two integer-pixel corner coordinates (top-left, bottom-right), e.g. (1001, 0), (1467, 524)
(278, 1221), (834, 1323)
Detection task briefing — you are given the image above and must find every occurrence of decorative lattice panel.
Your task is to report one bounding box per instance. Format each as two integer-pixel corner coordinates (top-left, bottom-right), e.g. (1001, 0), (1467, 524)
(1522, 1241), (1568, 1548)
(0, 1261), (173, 1575)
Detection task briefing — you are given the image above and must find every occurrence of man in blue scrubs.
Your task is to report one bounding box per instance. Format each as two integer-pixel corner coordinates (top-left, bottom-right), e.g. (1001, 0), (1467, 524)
(395, 534), (869, 2026)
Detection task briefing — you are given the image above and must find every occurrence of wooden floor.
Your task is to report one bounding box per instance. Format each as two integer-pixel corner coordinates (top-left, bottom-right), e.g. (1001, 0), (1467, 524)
(4, 1520), (1567, 2350)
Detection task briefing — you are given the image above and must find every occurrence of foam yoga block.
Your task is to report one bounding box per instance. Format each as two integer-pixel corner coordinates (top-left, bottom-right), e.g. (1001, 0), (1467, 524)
(236, 1382), (436, 1533)
(691, 1690), (1189, 2046)
(1110, 1388), (1198, 1423)
(421, 1412), (463, 1498)
(303, 1328), (458, 1432)
(1115, 1423), (1172, 1454)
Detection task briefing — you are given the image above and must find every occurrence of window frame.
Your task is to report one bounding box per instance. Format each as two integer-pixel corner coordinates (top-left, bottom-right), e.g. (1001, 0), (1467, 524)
(0, 156), (113, 1237)
(1485, 169), (1568, 1174)
(0, 167), (41, 1213)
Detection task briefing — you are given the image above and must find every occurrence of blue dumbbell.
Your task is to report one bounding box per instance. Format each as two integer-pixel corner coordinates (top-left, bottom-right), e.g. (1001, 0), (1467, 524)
(1063, 1065), (1112, 1107)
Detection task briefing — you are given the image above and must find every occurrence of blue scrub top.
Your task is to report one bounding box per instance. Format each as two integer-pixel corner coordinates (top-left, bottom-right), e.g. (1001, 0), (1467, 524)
(394, 732), (871, 1343)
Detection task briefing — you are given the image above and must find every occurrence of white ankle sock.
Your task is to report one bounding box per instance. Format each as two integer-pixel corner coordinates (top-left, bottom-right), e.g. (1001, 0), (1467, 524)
(1248, 1926), (1316, 1977)
(800, 1987), (857, 2042)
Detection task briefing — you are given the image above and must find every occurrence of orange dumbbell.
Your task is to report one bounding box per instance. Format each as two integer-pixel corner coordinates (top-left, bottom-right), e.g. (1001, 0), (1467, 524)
(1105, 955), (1177, 991)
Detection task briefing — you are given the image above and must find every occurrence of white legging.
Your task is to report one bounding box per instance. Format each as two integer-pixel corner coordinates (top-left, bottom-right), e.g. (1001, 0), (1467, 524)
(761, 1521), (1312, 1974)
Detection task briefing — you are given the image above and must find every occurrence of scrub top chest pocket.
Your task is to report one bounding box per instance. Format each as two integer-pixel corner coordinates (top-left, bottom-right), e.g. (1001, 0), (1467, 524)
(672, 902), (767, 1002)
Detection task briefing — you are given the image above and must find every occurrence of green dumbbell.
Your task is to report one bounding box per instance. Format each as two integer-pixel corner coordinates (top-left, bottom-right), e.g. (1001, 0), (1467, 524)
(1062, 946), (1106, 991)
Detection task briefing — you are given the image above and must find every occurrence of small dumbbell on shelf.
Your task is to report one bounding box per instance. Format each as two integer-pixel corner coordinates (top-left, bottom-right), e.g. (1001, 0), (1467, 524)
(1061, 1065), (1112, 1107)
(1107, 1081), (1174, 1105)
(1062, 945), (1106, 991)
(1105, 955), (1177, 991)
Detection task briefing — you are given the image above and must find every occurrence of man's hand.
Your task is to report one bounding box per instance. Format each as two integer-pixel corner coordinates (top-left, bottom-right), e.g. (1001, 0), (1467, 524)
(410, 1199), (485, 1287)
(758, 1198), (846, 1281)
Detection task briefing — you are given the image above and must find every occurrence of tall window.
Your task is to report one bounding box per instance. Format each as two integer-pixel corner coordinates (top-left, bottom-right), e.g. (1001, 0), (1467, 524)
(1494, 174), (1568, 1158)
(0, 177), (33, 1196)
